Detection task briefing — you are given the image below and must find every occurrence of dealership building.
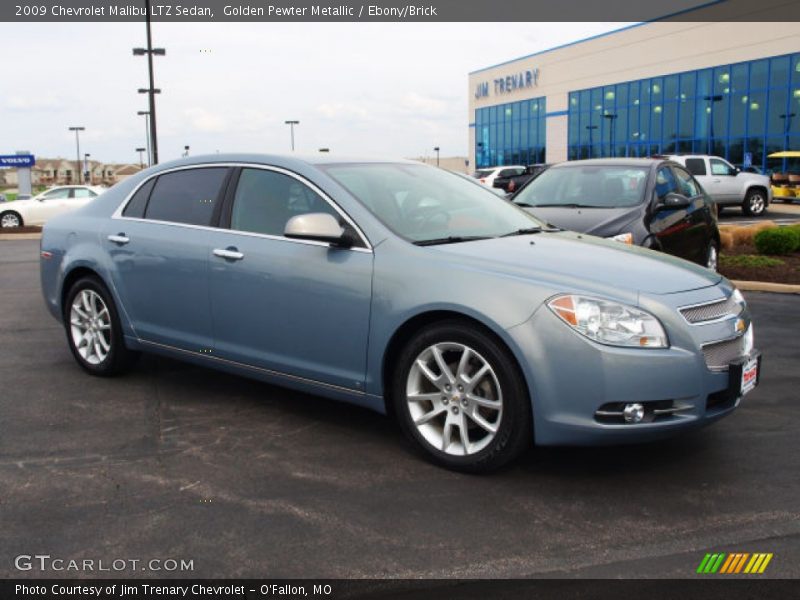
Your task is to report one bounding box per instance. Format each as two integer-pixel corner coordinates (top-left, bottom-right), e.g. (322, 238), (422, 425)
(468, 12), (800, 172)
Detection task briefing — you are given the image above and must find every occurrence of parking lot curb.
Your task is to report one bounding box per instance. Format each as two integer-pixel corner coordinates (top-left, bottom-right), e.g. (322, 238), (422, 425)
(733, 280), (800, 294)
(0, 233), (42, 241)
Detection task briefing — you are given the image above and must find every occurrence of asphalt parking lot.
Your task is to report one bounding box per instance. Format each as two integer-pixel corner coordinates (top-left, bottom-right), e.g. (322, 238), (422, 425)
(719, 200), (800, 225)
(1, 238), (798, 579)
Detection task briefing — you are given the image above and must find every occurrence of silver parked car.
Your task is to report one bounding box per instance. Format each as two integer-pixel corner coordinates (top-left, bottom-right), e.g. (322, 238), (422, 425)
(40, 155), (761, 472)
(665, 154), (772, 216)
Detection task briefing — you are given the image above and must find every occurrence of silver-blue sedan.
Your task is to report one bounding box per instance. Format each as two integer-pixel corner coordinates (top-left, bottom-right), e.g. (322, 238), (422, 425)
(40, 154), (761, 472)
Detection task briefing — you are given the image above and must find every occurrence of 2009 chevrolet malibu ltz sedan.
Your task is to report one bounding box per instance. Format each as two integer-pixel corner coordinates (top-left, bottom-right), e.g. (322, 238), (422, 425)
(40, 155), (761, 472)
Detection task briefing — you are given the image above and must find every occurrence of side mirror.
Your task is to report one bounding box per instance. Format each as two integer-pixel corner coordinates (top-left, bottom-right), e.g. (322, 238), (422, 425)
(657, 192), (691, 210)
(284, 212), (352, 247)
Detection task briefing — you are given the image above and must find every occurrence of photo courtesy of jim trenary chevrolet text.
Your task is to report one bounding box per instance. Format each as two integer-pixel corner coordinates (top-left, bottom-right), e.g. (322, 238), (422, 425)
(1, 0), (799, 598)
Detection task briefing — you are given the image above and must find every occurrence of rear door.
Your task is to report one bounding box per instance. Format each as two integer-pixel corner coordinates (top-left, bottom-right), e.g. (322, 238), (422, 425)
(106, 166), (231, 351)
(205, 166), (373, 391)
(683, 158), (719, 202)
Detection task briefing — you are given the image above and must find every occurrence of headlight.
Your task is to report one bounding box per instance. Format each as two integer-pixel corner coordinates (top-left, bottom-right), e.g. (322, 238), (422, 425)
(609, 232), (633, 245)
(548, 295), (669, 348)
(731, 288), (746, 308)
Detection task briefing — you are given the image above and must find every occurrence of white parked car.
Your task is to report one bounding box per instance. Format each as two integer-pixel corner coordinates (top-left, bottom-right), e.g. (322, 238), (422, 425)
(665, 155), (772, 217)
(473, 165), (525, 188)
(0, 185), (105, 228)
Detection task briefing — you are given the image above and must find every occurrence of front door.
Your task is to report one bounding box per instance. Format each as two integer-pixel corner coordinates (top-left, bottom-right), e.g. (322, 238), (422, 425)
(649, 166), (695, 262)
(206, 167), (373, 391)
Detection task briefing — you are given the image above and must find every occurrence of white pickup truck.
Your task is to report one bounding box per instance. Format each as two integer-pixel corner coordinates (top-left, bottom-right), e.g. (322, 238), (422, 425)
(666, 154), (772, 217)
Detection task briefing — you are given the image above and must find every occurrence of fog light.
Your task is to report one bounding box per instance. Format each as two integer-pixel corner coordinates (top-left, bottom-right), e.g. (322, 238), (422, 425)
(623, 403), (645, 424)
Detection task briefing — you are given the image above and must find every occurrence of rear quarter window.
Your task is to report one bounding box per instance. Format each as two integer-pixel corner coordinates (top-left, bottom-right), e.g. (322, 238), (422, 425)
(684, 158), (707, 176)
(122, 178), (156, 218)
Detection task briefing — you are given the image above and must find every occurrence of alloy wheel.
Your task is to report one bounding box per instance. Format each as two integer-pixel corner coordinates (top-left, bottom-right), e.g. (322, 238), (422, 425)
(405, 342), (503, 456)
(1, 213), (20, 228)
(70, 289), (112, 365)
(749, 193), (765, 215)
(707, 244), (719, 271)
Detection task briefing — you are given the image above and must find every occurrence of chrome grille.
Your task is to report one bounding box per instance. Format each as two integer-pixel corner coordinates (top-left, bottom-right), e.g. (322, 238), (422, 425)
(702, 336), (746, 371)
(681, 296), (742, 324)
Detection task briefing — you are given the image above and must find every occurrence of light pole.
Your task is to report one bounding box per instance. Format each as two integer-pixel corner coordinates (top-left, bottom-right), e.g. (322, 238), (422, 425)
(68, 126), (85, 184)
(183, 145), (190, 157)
(137, 110), (151, 166)
(135, 148), (146, 169)
(703, 94), (723, 154)
(284, 120), (299, 151)
(433, 146), (440, 167)
(586, 125), (598, 158)
(133, 0), (165, 165)
(83, 153), (91, 183)
(603, 114), (618, 157)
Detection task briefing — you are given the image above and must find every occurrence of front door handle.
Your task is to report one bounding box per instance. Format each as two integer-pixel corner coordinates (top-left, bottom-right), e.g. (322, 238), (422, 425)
(213, 247), (244, 261)
(107, 233), (130, 245)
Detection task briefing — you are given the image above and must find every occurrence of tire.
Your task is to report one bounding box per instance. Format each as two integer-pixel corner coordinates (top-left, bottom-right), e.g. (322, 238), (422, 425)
(705, 240), (719, 271)
(742, 189), (767, 217)
(391, 320), (532, 473)
(0, 211), (23, 228)
(63, 276), (138, 376)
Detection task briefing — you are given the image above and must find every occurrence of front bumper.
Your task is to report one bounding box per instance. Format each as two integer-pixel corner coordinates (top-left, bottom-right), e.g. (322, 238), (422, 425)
(506, 286), (760, 446)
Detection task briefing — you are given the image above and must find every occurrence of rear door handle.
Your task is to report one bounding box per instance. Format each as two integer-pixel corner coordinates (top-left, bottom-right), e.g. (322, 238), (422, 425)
(107, 233), (130, 245)
(213, 247), (244, 261)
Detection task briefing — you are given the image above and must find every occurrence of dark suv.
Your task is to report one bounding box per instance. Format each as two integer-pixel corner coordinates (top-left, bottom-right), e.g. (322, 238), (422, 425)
(512, 158), (721, 270)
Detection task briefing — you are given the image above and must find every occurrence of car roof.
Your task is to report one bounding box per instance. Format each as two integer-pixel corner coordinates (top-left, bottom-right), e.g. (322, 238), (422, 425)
(550, 158), (661, 169)
(149, 153), (419, 170)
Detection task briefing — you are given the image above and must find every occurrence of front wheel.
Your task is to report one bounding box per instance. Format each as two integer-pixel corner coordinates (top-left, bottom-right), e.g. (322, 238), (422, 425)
(391, 321), (532, 473)
(0, 211), (22, 228)
(742, 189), (767, 216)
(64, 276), (138, 376)
(705, 240), (719, 271)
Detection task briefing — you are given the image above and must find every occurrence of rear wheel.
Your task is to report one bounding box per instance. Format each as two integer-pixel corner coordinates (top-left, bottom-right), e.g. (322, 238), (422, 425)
(742, 189), (767, 216)
(64, 276), (138, 376)
(391, 320), (532, 473)
(0, 211), (22, 228)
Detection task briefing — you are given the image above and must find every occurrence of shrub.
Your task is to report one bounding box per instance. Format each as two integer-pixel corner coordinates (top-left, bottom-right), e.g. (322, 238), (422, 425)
(719, 230), (734, 251)
(753, 227), (800, 255)
(721, 254), (784, 268)
(730, 221), (778, 246)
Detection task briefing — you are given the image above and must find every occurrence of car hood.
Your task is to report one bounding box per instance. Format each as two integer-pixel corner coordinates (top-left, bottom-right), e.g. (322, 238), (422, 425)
(521, 205), (641, 237)
(430, 231), (721, 295)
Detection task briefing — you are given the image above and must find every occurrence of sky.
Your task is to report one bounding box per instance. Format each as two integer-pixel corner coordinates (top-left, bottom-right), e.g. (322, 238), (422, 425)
(1, 21), (633, 164)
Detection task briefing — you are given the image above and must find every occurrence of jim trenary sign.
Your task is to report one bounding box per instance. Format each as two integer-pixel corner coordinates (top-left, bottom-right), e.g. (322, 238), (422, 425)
(474, 67), (540, 99)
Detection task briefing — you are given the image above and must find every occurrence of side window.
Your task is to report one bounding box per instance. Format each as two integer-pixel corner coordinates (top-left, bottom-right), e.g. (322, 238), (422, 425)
(655, 167), (680, 200)
(123, 178), (156, 218)
(230, 168), (344, 239)
(710, 158), (734, 176)
(684, 158), (707, 176)
(144, 168), (228, 226)
(73, 188), (96, 198)
(673, 167), (700, 197)
(43, 188), (71, 200)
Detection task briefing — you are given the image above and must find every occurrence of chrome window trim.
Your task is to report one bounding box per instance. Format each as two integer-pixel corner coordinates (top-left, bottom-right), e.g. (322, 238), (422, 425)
(111, 162), (373, 253)
(139, 339), (364, 395)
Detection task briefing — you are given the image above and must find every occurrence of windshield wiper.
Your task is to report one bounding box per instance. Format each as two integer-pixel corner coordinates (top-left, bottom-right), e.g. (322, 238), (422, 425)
(413, 235), (492, 246)
(533, 203), (601, 208)
(500, 226), (562, 237)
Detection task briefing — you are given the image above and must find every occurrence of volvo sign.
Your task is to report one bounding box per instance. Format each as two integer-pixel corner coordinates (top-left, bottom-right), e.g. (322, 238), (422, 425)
(0, 154), (35, 167)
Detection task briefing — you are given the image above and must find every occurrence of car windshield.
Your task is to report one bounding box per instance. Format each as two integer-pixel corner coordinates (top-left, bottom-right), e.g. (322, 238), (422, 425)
(473, 169), (493, 178)
(323, 163), (545, 243)
(513, 165), (649, 208)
